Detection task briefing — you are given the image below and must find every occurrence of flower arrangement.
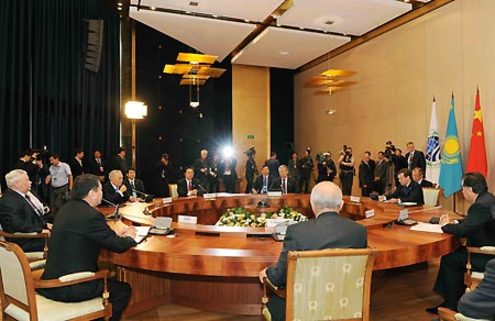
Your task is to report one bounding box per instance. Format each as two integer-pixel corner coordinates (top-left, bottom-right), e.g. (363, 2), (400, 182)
(216, 206), (307, 228)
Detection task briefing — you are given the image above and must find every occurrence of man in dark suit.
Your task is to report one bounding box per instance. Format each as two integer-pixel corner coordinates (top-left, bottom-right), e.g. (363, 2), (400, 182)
(265, 152), (280, 179)
(384, 168), (424, 204)
(259, 181), (367, 321)
(427, 172), (495, 314)
(68, 148), (85, 179)
(219, 155), (237, 193)
(177, 167), (204, 197)
(124, 168), (145, 199)
(374, 151), (387, 195)
(457, 258), (495, 319)
(252, 165), (272, 194)
(109, 147), (128, 175)
(244, 147), (258, 193)
(359, 151), (375, 197)
(0, 169), (50, 252)
(412, 167), (434, 188)
(38, 174), (137, 321)
(85, 149), (106, 182)
(270, 165), (298, 194)
(103, 170), (130, 204)
(193, 149), (210, 192)
(405, 141), (426, 173)
(13, 150), (40, 190)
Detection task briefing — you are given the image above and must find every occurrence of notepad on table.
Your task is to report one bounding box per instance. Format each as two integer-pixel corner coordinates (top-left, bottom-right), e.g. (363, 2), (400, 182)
(410, 222), (444, 234)
(133, 226), (151, 243)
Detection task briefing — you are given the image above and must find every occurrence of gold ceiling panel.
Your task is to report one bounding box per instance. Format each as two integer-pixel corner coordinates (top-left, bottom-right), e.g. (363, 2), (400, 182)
(305, 79), (358, 87)
(177, 52), (217, 65)
(163, 64), (192, 74)
(180, 79), (206, 86)
(319, 69), (356, 78)
(314, 87), (346, 95)
(197, 67), (226, 78)
(183, 74), (210, 80)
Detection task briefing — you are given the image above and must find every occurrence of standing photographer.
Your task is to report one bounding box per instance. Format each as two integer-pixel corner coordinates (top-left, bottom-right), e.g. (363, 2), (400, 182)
(297, 148), (314, 193)
(338, 146), (355, 196)
(244, 147), (258, 193)
(317, 152), (336, 183)
(288, 152), (301, 189)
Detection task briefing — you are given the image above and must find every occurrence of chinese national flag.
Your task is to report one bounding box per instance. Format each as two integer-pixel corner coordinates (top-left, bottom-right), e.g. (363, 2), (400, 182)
(466, 88), (488, 176)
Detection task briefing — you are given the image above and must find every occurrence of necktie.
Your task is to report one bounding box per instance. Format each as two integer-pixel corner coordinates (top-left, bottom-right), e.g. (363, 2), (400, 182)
(131, 181), (135, 190)
(282, 179), (286, 194)
(408, 152), (414, 168)
(25, 195), (43, 218)
(263, 176), (267, 192)
(188, 180), (192, 191)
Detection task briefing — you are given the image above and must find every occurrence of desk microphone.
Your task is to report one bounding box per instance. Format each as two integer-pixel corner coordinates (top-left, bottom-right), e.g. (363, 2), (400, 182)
(195, 184), (208, 193)
(132, 188), (154, 202)
(102, 198), (120, 220)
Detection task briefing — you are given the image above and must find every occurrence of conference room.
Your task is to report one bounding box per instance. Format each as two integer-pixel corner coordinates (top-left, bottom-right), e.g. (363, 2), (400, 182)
(1, 0), (495, 320)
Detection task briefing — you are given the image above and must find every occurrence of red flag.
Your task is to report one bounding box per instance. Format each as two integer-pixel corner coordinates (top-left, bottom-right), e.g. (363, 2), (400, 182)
(466, 88), (488, 176)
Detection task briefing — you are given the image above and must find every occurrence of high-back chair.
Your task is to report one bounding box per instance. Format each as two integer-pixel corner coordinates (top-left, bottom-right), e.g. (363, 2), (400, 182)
(423, 187), (440, 206)
(0, 240), (112, 321)
(262, 248), (375, 321)
(0, 230), (49, 270)
(168, 184), (178, 198)
(464, 246), (495, 290)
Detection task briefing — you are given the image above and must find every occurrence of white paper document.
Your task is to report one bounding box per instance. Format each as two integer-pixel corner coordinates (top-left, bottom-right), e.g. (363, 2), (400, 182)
(410, 222), (444, 234)
(134, 226), (151, 243)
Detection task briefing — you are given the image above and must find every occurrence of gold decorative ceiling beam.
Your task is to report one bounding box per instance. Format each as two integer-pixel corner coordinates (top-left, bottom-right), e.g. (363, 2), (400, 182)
(180, 79), (207, 86)
(163, 64), (192, 74)
(177, 52), (217, 64)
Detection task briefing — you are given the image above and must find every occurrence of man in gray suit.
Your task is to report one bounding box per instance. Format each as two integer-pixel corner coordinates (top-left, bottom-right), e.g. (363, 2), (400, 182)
(258, 181), (368, 321)
(457, 257), (495, 319)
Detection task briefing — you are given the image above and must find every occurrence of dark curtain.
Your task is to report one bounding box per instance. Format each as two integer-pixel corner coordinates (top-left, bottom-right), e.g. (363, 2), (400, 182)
(0, 0), (120, 186)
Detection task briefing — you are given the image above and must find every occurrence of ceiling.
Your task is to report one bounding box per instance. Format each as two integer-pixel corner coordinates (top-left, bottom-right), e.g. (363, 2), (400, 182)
(129, 0), (415, 69)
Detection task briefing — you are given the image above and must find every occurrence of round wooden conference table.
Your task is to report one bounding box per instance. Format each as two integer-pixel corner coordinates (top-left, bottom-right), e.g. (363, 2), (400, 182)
(99, 193), (459, 317)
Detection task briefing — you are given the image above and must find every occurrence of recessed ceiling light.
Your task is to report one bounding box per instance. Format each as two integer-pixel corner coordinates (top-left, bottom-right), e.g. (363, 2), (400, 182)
(299, 26), (304, 30)
(189, 1), (199, 6)
(325, 20), (334, 25)
(151, 6), (156, 10)
(244, 19), (250, 23)
(279, 51), (289, 56)
(326, 109), (336, 115)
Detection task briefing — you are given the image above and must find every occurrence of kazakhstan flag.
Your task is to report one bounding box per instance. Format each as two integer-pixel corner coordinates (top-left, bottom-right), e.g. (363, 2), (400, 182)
(438, 95), (463, 197)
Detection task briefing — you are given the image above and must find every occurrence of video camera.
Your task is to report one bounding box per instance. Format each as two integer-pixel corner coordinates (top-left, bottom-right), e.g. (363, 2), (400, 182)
(316, 152), (332, 165)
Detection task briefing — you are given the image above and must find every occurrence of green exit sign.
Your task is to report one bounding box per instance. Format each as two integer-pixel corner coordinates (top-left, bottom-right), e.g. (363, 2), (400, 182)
(247, 135), (255, 139)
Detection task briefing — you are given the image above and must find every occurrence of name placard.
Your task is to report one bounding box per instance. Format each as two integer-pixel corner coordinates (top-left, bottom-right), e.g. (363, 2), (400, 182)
(350, 196), (361, 203)
(162, 197), (173, 204)
(398, 209), (409, 221)
(365, 209), (375, 218)
(267, 191), (283, 197)
(203, 193), (216, 200)
(178, 215), (198, 224)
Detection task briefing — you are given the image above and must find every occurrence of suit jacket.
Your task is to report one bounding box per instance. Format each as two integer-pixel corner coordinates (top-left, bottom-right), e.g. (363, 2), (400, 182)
(442, 191), (495, 247)
(374, 159), (387, 184)
(252, 175), (273, 193)
(110, 155), (128, 175)
(385, 180), (424, 204)
(177, 178), (203, 197)
(193, 158), (210, 184)
(458, 258), (495, 319)
(124, 178), (145, 194)
(265, 159), (280, 178)
(359, 160), (375, 188)
(68, 158), (85, 179)
(102, 182), (130, 204)
(317, 160), (336, 182)
(405, 150), (426, 172)
(270, 177), (299, 193)
(419, 179), (434, 188)
(85, 157), (105, 177)
(0, 189), (46, 251)
(267, 211), (367, 287)
(39, 199), (136, 301)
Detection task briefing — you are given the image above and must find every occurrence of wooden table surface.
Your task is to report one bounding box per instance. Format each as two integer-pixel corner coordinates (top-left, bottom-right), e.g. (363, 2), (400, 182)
(98, 194), (460, 316)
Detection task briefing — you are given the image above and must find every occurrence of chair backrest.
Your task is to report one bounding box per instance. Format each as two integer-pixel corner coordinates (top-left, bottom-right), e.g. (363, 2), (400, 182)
(0, 241), (37, 319)
(423, 188), (440, 206)
(168, 184), (178, 198)
(286, 248), (374, 321)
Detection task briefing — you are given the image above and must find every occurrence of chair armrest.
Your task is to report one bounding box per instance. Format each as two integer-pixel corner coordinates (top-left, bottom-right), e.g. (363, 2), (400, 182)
(438, 307), (457, 321)
(263, 277), (286, 299)
(34, 270), (109, 289)
(467, 246), (495, 255)
(0, 231), (49, 239)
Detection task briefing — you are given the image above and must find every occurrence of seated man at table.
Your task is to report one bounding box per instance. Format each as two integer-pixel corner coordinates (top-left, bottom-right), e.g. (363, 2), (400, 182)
(270, 165), (299, 194)
(412, 167), (434, 188)
(456, 257), (495, 320)
(177, 167), (204, 197)
(103, 170), (131, 204)
(38, 174), (137, 321)
(259, 181), (367, 321)
(0, 169), (51, 251)
(252, 165), (272, 194)
(427, 172), (495, 314)
(384, 168), (424, 204)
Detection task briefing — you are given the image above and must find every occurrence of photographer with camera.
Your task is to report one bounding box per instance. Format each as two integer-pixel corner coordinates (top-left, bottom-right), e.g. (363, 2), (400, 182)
(316, 151), (336, 183)
(288, 151), (301, 189)
(297, 148), (314, 193)
(244, 147), (258, 193)
(338, 145), (355, 196)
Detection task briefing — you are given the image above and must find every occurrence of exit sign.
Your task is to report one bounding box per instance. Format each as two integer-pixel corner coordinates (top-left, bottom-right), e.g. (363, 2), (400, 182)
(247, 135), (255, 139)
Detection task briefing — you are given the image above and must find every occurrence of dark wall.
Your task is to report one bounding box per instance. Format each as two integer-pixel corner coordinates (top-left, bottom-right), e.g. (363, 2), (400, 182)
(135, 22), (232, 192)
(0, 0), (120, 186)
(270, 68), (295, 165)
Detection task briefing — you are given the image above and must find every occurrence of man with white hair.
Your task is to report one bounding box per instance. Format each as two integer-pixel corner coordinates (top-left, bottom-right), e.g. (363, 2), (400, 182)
(259, 181), (367, 321)
(0, 169), (50, 251)
(103, 170), (130, 204)
(270, 165), (299, 194)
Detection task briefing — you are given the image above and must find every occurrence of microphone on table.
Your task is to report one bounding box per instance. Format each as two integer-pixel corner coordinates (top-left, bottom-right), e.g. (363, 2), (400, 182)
(195, 184), (208, 194)
(102, 198), (121, 220)
(132, 188), (154, 202)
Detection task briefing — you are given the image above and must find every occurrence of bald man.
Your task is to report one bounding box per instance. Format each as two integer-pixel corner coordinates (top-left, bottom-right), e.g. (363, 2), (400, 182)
(259, 181), (367, 321)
